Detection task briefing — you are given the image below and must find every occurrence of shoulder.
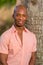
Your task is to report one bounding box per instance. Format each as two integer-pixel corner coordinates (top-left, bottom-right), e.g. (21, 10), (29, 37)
(0, 26), (13, 40)
(25, 28), (37, 41)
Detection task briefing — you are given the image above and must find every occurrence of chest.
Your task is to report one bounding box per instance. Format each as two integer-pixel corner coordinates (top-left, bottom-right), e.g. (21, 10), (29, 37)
(17, 31), (23, 43)
(8, 32), (33, 55)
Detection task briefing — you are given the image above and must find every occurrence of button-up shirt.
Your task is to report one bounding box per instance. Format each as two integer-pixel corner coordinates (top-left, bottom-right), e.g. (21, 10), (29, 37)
(0, 25), (37, 65)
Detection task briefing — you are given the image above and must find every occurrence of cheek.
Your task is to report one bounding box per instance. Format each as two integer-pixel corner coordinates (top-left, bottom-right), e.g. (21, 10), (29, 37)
(24, 15), (28, 20)
(23, 17), (27, 21)
(15, 17), (19, 20)
(15, 16), (20, 19)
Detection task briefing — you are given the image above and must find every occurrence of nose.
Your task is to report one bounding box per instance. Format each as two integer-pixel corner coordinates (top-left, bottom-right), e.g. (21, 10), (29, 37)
(19, 15), (23, 20)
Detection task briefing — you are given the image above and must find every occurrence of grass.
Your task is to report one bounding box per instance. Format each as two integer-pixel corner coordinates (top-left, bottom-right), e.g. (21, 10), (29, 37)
(0, 19), (14, 35)
(0, 0), (16, 8)
(0, 0), (16, 35)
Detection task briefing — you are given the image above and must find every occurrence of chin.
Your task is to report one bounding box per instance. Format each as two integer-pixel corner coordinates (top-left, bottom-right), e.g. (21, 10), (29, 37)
(17, 24), (24, 27)
(16, 23), (24, 26)
(17, 25), (23, 27)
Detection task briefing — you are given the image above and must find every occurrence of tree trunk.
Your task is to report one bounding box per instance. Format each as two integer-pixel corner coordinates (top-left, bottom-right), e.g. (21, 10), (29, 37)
(20, 0), (43, 65)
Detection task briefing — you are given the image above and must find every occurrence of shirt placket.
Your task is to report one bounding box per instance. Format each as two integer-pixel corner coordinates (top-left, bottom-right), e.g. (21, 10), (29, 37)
(15, 31), (23, 48)
(15, 31), (25, 65)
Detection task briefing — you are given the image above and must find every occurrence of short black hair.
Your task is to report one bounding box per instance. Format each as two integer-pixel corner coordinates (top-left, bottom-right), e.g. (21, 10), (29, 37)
(12, 4), (28, 18)
(14, 4), (27, 13)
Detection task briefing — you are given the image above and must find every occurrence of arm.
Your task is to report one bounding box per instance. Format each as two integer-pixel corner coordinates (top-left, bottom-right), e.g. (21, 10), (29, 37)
(29, 52), (36, 65)
(29, 34), (37, 65)
(0, 53), (8, 65)
(0, 31), (10, 65)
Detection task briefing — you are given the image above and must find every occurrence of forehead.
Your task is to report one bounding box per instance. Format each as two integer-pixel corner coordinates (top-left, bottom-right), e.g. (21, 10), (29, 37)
(14, 5), (27, 14)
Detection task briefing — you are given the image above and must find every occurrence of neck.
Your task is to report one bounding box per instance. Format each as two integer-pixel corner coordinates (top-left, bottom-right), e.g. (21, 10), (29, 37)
(14, 25), (24, 32)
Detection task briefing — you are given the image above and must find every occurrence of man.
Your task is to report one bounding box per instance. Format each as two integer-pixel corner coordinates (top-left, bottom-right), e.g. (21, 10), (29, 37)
(0, 5), (37, 65)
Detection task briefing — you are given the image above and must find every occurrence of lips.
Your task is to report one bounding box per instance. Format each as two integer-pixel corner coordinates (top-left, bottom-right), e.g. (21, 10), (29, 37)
(15, 19), (25, 26)
(17, 20), (23, 24)
(19, 21), (23, 24)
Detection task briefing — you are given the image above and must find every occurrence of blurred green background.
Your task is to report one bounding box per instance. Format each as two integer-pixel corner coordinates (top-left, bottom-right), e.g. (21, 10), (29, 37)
(0, 0), (16, 35)
(0, 0), (16, 7)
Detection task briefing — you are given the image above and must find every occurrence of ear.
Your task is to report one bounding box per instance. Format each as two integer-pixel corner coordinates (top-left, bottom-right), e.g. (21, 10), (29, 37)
(12, 14), (14, 18)
(26, 14), (28, 20)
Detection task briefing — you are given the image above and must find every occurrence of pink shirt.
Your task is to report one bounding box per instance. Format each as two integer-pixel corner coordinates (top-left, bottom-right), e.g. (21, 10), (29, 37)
(0, 25), (37, 65)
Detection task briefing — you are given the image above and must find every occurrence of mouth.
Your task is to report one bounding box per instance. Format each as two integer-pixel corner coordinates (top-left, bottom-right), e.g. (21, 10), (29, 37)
(17, 21), (24, 26)
(19, 21), (23, 24)
(17, 20), (23, 24)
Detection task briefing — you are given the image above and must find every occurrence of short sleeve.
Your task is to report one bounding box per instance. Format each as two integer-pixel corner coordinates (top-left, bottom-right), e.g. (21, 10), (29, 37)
(0, 32), (9, 54)
(32, 34), (37, 52)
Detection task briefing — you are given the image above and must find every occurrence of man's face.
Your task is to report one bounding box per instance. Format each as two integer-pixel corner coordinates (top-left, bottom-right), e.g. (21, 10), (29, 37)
(14, 7), (27, 27)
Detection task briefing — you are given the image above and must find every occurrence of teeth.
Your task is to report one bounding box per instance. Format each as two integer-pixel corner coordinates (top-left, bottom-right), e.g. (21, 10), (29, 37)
(19, 21), (22, 24)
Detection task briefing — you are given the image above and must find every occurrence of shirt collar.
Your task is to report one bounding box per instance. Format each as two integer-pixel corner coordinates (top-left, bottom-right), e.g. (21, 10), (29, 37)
(11, 25), (28, 33)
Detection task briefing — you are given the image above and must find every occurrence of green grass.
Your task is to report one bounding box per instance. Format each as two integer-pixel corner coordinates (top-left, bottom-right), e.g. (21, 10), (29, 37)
(0, 19), (14, 35)
(0, 0), (16, 8)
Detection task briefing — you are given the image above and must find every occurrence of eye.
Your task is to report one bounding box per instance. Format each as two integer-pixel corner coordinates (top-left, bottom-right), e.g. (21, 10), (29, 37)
(23, 14), (26, 17)
(16, 14), (20, 17)
(22, 14), (27, 18)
